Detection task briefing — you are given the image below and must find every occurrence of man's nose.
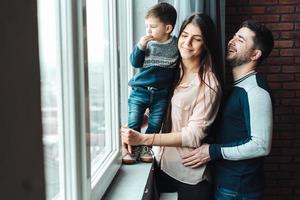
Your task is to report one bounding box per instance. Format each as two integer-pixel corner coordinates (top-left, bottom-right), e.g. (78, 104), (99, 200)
(228, 38), (235, 47)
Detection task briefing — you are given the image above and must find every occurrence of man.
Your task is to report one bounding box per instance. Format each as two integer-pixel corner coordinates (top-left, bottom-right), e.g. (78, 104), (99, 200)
(181, 20), (274, 200)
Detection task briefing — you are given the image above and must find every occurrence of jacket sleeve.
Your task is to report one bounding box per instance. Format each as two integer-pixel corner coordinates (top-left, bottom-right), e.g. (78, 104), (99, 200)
(209, 87), (273, 160)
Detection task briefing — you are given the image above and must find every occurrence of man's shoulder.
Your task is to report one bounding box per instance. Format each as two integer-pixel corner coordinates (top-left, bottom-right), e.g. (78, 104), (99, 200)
(237, 73), (270, 94)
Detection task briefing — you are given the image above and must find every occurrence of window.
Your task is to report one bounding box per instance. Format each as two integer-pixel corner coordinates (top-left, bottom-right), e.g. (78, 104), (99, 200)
(38, 0), (64, 199)
(38, 0), (131, 199)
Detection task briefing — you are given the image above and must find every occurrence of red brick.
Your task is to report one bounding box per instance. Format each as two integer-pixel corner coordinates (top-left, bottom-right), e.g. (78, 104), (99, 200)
(282, 99), (300, 105)
(280, 49), (300, 56)
(295, 74), (300, 81)
(272, 140), (292, 147)
(273, 90), (295, 97)
(264, 187), (293, 195)
(295, 41), (300, 47)
(275, 106), (294, 114)
(279, 0), (300, 4)
(283, 82), (300, 89)
(294, 107), (300, 113)
(297, 91), (300, 97)
(275, 123), (297, 131)
(296, 57), (300, 64)
(296, 23), (300, 30)
(250, 0), (278, 4)
(267, 23), (294, 31)
(252, 15), (280, 22)
(297, 6), (300, 12)
(226, 0), (249, 6)
(293, 140), (300, 146)
(269, 82), (282, 89)
(258, 65), (281, 73)
(282, 65), (300, 73)
(267, 74), (294, 81)
(239, 7), (265, 14)
(281, 115), (300, 122)
(227, 7), (237, 15)
(274, 40), (294, 48)
(272, 32), (280, 39)
(264, 163), (280, 171)
(267, 57), (295, 64)
(265, 156), (293, 163)
(279, 132), (300, 139)
(226, 16), (250, 24)
(280, 31), (300, 39)
(269, 49), (280, 56)
(266, 6), (295, 13)
(281, 14), (300, 21)
(280, 163), (300, 171)
(294, 157), (300, 162)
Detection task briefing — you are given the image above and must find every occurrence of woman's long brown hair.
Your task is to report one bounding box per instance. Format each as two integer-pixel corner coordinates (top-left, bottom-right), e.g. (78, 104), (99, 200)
(161, 13), (224, 133)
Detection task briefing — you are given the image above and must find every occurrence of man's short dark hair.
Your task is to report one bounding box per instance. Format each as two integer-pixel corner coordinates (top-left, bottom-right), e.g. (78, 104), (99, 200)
(145, 2), (177, 31)
(240, 20), (274, 65)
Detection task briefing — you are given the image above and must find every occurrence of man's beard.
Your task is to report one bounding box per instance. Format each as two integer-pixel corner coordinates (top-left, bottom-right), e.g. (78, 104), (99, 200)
(226, 52), (252, 67)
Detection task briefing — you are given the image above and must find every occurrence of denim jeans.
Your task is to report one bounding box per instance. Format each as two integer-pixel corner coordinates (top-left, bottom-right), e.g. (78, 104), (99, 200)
(128, 86), (169, 133)
(215, 186), (262, 200)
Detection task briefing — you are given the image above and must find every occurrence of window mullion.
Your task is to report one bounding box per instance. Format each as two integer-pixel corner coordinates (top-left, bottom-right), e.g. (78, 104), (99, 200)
(60, 0), (89, 200)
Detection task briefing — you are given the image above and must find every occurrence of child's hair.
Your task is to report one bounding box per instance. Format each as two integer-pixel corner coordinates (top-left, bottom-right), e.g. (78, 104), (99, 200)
(145, 2), (177, 31)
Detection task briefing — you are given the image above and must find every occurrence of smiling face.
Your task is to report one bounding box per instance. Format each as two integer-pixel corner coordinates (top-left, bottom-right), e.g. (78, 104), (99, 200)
(226, 27), (256, 67)
(145, 16), (171, 42)
(178, 23), (204, 62)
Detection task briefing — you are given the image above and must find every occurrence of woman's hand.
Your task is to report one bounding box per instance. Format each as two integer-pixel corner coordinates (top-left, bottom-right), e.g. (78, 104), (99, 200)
(121, 127), (145, 146)
(181, 144), (211, 168)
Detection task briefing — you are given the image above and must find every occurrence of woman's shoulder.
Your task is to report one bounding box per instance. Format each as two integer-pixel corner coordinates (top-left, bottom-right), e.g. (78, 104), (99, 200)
(204, 71), (221, 89)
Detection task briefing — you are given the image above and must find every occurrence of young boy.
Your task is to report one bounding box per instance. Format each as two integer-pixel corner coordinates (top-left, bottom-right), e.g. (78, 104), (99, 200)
(123, 2), (178, 164)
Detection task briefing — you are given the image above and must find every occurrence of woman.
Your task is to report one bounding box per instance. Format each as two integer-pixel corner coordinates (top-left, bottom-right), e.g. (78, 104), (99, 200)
(121, 13), (223, 200)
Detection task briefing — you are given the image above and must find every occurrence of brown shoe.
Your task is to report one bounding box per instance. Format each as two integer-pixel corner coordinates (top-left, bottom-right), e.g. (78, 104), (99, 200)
(122, 146), (141, 164)
(139, 146), (153, 163)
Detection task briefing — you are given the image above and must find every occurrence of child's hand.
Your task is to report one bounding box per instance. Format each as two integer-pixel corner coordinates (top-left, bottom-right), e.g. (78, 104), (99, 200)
(139, 35), (154, 49)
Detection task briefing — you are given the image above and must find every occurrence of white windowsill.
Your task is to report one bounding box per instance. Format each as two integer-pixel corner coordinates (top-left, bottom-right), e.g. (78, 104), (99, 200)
(102, 162), (177, 200)
(102, 162), (152, 200)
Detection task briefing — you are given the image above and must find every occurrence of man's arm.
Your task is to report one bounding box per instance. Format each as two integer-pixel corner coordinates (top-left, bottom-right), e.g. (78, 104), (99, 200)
(182, 86), (273, 167)
(210, 87), (273, 161)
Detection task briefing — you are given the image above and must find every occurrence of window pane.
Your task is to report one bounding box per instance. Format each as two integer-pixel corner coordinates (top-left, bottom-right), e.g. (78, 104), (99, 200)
(86, 0), (111, 173)
(38, 0), (64, 199)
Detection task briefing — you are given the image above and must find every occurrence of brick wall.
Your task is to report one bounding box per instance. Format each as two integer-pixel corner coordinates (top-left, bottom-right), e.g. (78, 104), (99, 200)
(226, 0), (300, 199)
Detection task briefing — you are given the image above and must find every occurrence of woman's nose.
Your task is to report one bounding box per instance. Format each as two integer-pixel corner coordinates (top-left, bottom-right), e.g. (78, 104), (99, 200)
(184, 37), (192, 46)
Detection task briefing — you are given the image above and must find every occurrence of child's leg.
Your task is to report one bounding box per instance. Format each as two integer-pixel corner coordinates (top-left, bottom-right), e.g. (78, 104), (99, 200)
(146, 94), (169, 134)
(128, 89), (149, 131)
(123, 88), (149, 164)
(139, 92), (168, 162)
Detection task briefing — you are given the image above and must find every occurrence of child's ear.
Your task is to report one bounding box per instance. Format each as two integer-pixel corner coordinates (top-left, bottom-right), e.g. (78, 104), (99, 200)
(166, 24), (173, 34)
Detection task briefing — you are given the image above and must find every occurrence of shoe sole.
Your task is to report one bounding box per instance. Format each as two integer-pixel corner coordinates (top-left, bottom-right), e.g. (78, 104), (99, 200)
(122, 159), (137, 164)
(139, 157), (153, 163)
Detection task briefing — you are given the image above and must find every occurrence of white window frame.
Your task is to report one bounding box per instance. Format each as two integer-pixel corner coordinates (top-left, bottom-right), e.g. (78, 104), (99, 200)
(48, 0), (131, 199)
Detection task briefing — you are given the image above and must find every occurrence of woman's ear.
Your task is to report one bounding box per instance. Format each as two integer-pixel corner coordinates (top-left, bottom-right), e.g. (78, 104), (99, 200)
(251, 49), (262, 61)
(166, 24), (173, 34)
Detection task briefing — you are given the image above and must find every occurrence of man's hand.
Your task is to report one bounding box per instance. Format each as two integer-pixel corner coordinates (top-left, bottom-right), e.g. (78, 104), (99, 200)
(181, 144), (211, 168)
(139, 35), (154, 49)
